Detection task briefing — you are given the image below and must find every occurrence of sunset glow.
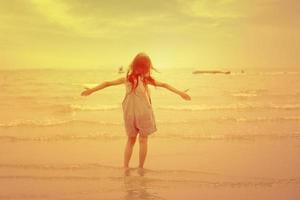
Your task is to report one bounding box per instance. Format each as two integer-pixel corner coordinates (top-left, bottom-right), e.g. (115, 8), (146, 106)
(1, 1), (300, 199)
(1, 0), (299, 69)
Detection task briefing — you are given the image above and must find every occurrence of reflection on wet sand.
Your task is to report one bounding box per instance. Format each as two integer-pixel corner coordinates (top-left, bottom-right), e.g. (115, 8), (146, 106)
(123, 168), (164, 200)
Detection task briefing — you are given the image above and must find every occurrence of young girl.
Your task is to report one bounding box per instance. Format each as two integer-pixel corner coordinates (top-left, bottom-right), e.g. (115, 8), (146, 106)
(81, 53), (191, 170)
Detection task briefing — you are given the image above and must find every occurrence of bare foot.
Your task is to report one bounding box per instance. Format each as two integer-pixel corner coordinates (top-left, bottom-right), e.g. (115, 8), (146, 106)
(123, 167), (130, 176)
(137, 167), (145, 176)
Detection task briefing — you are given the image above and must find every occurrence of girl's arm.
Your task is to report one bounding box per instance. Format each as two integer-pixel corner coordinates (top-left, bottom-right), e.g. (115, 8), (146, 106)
(81, 77), (125, 96)
(151, 80), (191, 101)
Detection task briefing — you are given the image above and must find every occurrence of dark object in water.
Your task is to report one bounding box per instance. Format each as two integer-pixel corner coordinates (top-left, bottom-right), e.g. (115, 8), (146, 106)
(118, 66), (125, 74)
(192, 70), (231, 75)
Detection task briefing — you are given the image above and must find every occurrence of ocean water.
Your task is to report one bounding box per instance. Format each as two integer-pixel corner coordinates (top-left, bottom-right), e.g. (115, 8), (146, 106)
(1, 68), (300, 141)
(0, 67), (300, 199)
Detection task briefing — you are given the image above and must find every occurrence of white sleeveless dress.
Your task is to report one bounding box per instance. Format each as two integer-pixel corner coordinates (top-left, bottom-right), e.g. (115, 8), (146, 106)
(122, 76), (157, 137)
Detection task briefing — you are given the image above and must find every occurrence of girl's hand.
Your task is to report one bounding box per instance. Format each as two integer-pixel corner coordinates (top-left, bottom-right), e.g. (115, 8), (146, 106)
(180, 90), (191, 101)
(81, 87), (93, 96)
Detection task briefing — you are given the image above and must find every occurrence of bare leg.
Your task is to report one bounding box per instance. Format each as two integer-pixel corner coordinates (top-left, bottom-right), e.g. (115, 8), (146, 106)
(124, 136), (137, 168)
(138, 135), (148, 168)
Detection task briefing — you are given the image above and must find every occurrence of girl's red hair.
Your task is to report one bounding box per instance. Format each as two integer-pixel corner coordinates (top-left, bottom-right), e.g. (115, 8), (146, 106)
(126, 53), (156, 91)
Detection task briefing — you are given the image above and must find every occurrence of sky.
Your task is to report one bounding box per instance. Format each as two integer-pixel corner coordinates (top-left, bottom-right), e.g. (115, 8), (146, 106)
(0, 0), (299, 70)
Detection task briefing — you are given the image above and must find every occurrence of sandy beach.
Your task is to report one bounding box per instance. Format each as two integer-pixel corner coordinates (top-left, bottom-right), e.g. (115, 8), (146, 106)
(1, 138), (300, 200)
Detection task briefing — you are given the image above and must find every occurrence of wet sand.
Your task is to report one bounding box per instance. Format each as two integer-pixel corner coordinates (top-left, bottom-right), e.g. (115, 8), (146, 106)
(1, 137), (299, 200)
